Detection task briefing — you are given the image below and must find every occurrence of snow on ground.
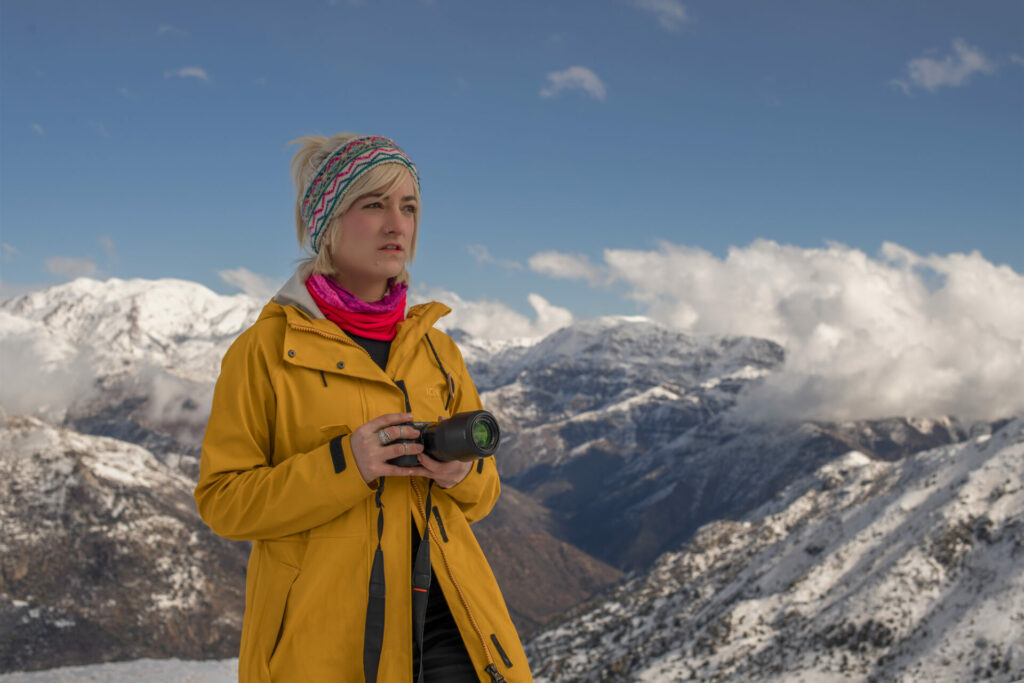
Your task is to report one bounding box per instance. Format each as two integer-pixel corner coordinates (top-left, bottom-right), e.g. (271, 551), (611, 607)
(0, 659), (237, 682)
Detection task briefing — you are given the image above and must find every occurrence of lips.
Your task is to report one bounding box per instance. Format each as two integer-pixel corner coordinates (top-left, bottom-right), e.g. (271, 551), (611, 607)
(380, 244), (403, 252)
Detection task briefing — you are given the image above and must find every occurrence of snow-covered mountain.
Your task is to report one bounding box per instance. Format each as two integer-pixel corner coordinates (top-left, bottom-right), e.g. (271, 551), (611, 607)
(0, 412), (245, 673)
(2, 277), (1019, 677)
(526, 418), (1024, 682)
(1, 277), (262, 383)
(468, 315), (979, 571)
(1, 278), (264, 462)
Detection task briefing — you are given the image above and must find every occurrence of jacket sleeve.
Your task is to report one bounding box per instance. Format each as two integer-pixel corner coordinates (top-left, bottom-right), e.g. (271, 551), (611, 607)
(194, 328), (374, 541)
(433, 339), (501, 524)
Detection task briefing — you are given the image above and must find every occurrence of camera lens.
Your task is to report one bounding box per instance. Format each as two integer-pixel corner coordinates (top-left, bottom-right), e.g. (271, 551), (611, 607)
(472, 418), (496, 449)
(415, 410), (500, 463)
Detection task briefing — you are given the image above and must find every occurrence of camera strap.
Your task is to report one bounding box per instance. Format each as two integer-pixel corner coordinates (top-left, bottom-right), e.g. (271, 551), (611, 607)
(424, 334), (454, 411)
(411, 480), (434, 683)
(363, 480), (387, 682)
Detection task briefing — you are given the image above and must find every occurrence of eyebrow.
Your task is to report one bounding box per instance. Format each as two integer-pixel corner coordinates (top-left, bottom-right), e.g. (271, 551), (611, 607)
(363, 192), (418, 202)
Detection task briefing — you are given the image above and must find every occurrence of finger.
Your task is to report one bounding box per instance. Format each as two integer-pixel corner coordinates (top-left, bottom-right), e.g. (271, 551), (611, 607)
(390, 424), (421, 441)
(417, 454), (467, 471)
(376, 464), (432, 479)
(417, 455), (471, 487)
(392, 442), (424, 458)
(376, 427), (394, 445)
(375, 425), (419, 444)
(416, 453), (440, 472)
(363, 413), (415, 432)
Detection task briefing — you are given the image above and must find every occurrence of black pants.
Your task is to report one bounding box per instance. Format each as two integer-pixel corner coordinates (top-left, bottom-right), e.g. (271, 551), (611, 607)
(416, 578), (478, 682)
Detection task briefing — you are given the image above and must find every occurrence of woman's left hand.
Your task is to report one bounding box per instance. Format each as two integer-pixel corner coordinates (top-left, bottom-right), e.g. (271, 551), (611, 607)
(417, 455), (473, 489)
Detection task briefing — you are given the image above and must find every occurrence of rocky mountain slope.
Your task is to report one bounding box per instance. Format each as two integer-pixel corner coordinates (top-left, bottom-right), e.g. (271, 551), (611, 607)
(0, 412), (246, 672)
(475, 487), (623, 634)
(472, 317), (976, 570)
(526, 418), (1024, 682)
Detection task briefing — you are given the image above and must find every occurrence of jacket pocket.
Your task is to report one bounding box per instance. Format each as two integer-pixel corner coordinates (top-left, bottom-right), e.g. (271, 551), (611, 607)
(242, 549), (300, 681)
(319, 423), (352, 436)
(309, 423), (368, 538)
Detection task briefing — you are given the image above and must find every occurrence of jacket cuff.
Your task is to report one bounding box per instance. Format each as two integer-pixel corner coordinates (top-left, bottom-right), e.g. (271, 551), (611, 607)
(442, 456), (492, 505)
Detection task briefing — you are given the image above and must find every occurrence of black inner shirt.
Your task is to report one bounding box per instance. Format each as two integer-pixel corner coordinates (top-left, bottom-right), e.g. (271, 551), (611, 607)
(343, 329), (475, 678)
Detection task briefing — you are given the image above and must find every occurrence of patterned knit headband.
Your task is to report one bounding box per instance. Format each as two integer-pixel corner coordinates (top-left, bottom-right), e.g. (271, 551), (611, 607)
(301, 135), (420, 254)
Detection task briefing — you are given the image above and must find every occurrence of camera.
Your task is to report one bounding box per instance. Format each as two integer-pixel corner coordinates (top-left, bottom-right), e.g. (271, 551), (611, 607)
(387, 410), (500, 467)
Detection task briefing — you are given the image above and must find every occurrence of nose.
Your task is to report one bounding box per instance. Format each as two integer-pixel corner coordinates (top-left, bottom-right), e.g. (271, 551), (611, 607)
(383, 203), (410, 234)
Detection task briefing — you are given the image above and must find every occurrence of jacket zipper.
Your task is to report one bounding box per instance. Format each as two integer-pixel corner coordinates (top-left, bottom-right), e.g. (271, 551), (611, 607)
(293, 323), (499, 676)
(411, 479), (499, 675)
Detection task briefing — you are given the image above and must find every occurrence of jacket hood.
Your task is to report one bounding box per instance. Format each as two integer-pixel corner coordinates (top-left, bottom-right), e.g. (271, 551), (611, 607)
(273, 262), (323, 319)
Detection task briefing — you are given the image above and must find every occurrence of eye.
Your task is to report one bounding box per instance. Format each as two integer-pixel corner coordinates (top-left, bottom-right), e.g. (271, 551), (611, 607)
(362, 200), (383, 209)
(402, 204), (417, 215)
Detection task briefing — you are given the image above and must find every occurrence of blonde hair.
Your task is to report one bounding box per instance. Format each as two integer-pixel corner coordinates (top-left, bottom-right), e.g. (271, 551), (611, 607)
(290, 133), (420, 285)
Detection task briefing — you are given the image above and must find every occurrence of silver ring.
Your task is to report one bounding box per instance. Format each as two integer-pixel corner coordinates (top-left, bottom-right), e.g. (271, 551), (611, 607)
(402, 441), (408, 456)
(377, 429), (393, 446)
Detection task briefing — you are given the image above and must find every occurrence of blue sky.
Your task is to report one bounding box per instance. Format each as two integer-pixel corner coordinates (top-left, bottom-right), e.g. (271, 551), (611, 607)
(2, 0), (1022, 321)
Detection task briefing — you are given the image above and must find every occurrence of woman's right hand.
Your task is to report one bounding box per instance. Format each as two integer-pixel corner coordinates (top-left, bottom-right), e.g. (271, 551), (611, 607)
(349, 413), (432, 484)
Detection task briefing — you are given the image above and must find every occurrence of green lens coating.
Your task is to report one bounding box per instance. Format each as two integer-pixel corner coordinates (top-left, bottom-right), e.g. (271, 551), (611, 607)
(472, 421), (494, 448)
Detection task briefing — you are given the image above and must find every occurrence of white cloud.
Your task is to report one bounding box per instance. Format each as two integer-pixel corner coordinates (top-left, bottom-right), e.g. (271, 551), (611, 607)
(99, 235), (118, 271)
(119, 87), (137, 100)
(530, 240), (1024, 422)
(540, 66), (607, 101)
(890, 79), (912, 96)
(45, 257), (100, 279)
(164, 66), (210, 82)
(157, 25), (187, 36)
(2, 243), (22, 262)
(416, 289), (573, 343)
(1011, 54), (1024, 67)
(87, 120), (110, 137)
(218, 267), (280, 300)
(898, 38), (996, 93)
(137, 363), (215, 448)
(0, 311), (99, 421)
(30, 123), (44, 136)
(468, 244), (522, 270)
(630, 0), (688, 32)
(528, 250), (608, 286)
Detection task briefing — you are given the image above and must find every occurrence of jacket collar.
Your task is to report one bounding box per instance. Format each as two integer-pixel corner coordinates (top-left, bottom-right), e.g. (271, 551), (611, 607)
(259, 265), (452, 378)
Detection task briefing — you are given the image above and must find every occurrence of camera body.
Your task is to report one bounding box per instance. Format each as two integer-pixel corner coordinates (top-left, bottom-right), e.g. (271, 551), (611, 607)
(387, 410), (500, 467)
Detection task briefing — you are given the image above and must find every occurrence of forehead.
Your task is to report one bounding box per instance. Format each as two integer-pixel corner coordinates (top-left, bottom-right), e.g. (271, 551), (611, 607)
(367, 173), (418, 198)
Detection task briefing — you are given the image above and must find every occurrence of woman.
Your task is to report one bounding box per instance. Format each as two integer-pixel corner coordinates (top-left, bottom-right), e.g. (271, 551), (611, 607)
(195, 134), (530, 682)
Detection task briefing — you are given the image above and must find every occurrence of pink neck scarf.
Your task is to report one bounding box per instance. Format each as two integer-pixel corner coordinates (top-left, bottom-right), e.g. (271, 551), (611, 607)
(305, 274), (407, 341)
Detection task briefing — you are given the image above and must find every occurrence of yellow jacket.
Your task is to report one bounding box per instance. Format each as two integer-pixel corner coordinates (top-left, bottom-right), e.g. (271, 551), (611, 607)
(195, 278), (530, 682)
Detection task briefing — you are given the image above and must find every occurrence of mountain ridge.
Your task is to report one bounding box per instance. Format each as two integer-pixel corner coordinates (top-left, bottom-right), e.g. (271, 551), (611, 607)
(2, 276), (1019, 676)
